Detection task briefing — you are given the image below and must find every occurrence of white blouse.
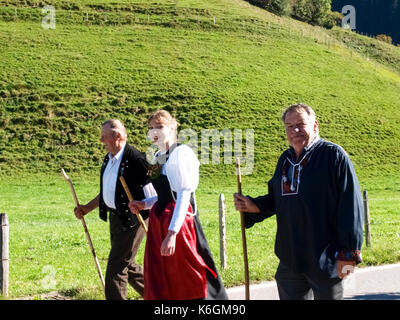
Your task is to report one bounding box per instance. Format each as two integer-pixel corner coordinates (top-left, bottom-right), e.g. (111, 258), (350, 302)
(143, 144), (200, 233)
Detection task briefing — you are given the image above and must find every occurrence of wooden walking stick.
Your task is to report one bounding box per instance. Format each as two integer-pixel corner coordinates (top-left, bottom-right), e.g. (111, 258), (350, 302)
(119, 176), (148, 233)
(236, 157), (250, 300)
(60, 168), (105, 291)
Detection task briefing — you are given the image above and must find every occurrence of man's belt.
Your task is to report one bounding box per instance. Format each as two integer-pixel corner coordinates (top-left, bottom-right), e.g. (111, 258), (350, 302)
(108, 208), (119, 215)
(108, 207), (135, 231)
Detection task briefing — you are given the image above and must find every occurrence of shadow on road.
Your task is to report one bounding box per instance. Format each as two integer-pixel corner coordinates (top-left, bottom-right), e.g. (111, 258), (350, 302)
(346, 292), (400, 300)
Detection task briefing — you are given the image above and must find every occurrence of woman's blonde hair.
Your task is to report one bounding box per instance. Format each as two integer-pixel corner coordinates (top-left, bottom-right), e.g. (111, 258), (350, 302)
(147, 109), (178, 132)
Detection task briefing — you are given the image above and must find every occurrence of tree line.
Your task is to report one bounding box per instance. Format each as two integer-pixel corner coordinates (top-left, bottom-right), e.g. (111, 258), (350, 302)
(332, 0), (400, 45)
(245, 0), (399, 45)
(245, 0), (341, 28)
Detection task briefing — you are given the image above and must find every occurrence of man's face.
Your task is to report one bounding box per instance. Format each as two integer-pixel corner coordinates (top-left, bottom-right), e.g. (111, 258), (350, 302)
(284, 110), (318, 156)
(100, 125), (120, 156)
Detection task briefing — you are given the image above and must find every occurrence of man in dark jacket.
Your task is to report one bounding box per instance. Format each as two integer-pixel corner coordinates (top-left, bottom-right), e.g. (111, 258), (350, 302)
(74, 119), (156, 300)
(234, 104), (364, 300)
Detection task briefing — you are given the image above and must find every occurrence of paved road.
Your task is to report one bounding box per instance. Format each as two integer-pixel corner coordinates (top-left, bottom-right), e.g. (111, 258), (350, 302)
(226, 263), (400, 300)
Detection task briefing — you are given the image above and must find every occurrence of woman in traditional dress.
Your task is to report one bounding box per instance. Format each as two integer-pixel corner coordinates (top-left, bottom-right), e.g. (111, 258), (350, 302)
(128, 109), (228, 300)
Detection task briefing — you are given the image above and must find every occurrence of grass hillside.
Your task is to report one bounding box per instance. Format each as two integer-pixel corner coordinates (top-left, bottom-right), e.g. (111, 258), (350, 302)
(1, 0), (400, 299)
(1, 0), (400, 180)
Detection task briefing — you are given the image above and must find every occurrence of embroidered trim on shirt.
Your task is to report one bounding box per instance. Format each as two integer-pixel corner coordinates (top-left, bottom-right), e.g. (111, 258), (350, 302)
(335, 249), (363, 264)
(281, 153), (310, 196)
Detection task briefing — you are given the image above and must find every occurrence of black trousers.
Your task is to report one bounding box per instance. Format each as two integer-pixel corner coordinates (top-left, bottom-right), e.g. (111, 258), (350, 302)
(275, 262), (344, 300)
(105, 211), (147, 300)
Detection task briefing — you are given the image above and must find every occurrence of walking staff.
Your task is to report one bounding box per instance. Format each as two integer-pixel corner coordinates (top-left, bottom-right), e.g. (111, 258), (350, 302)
(61, 168), (105, 291)
(119, 176), (148, 233)
(236, 157), (250, 300)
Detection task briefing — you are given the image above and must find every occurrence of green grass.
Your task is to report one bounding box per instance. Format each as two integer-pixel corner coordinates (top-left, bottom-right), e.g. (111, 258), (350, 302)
(0, 0), (400, 298)
(1, 172), (399, 299)
(1, 0), (400, 179)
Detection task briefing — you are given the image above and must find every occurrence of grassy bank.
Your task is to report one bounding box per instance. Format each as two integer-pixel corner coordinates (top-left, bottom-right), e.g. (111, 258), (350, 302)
(1, 1), (400, 179)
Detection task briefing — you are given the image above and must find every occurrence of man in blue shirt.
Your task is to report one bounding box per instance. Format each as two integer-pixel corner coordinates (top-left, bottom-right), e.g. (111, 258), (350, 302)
(234, 103), (364, 300)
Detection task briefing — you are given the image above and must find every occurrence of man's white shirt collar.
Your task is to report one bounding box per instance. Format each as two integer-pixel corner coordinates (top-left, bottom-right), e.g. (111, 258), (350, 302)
(108, 142), (126, 163)
(102, 142), (126, 209)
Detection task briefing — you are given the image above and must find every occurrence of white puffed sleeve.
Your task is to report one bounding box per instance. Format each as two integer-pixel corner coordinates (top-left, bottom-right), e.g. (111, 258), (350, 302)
(165, 145), (200, 233)
(142, 183), (158, 210)
(166, 145), (199, 192)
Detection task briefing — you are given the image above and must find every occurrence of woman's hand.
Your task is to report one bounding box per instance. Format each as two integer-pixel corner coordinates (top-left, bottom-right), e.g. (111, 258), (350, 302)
(128, 200), (145, 214)
(160, 230), (177, 256)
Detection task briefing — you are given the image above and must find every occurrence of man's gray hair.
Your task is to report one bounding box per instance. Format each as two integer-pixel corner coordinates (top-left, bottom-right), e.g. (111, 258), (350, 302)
(102, 119), (127, 140)
(282, 103), (316, 122)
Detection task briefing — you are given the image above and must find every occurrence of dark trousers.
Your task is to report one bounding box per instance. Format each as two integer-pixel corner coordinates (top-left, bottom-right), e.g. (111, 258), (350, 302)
(105, 212), (147, 300)
(275, 262), (344, 300)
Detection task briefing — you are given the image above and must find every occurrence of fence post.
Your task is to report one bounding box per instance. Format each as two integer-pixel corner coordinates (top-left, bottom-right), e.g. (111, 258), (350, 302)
(1, 213), (9, 297)
(219, 194), (227, 270)
(363, 190), (371, 247)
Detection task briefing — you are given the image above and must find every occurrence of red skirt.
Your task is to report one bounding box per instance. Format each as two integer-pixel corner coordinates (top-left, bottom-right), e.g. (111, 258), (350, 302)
(144, 201), (213, 300)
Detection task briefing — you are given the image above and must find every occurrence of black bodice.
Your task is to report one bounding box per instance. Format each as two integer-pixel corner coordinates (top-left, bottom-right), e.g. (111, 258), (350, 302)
(151, 173), (196, 217)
